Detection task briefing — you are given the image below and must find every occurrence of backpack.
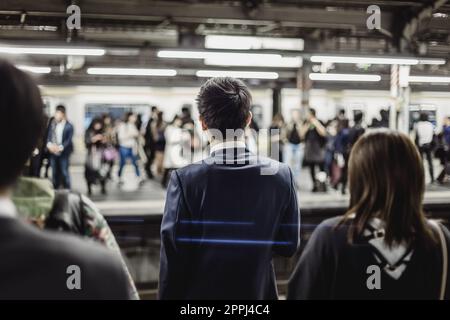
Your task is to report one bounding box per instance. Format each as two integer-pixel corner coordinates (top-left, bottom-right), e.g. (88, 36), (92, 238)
(45, 190), (86, 235)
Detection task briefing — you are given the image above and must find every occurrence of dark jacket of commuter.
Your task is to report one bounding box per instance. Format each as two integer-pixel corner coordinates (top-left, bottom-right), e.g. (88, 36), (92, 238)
(288, 130), (450, 300)
(46, 105), (74, 189)
(0, 60), (130, 299)
(159, 77), (300, 300)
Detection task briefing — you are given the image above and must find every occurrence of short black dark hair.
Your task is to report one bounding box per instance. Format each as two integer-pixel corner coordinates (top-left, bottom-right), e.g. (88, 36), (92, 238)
(354, 111), (364, 123)
(56, 104), (66, 114)
(309, 108), (316, 117)
(196, 77), (251, 136)
(419, 112), (429, 122)
(0, 60), (45, 187)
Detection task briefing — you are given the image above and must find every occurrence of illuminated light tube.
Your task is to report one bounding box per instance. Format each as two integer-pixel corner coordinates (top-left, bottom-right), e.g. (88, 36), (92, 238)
(408, 76), (450, 83)
(205, 56), (302, 68)
(418, 59), (446, 65)
(196, 70), (279, 79)
(309, 73), (381, 82)
(158, 50), (301, 68)
(17, 65), (52, 74)
(310, 55), (419, 65)
(0, 46), (105, 56)
(87, 68), (177, 76)
(158, 50), (214, 59)
(205, 35), (304, 51)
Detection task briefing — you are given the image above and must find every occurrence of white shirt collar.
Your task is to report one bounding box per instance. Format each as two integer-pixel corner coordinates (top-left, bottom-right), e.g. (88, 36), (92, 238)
(0, 197), (16, 218)
(210, 140), (246, 155)
(56, 119), (66, 127)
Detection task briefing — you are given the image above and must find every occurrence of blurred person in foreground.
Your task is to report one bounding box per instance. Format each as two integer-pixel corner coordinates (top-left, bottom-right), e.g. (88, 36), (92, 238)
(288, 129), (450, 300)
(0, 60), (131, 299)
(159, 77), (300, 300)
(13, 173), (139, 299)
(47, 105), (74, 189)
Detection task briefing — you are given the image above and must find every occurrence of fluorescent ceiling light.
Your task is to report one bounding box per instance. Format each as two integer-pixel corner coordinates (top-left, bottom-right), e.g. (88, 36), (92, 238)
(205, 56), (302, 68)
(417, 59), (446, 65)
(408, 76), (450, 83)
(17, 65), (51, 74)
(309, 73), (381, 82)
(158, 50), (301, 68)
(0, 46), (105, 56)
(310, 55), (419, 65)
(87, 68), (177, 76)
(196, 70), (279, 79)
(205, 35), (304, 51)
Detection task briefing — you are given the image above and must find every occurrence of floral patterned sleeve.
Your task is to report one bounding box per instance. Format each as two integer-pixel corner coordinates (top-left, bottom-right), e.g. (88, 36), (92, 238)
(80, 195), (140, 300)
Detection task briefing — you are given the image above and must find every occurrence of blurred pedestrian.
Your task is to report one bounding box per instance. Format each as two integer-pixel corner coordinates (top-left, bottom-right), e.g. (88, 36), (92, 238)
(46, 105), (74, 189)
(285, 109), (304, 183)
(152, 111), (167, 177)
(415, 112), (436, 183)
(270, 113), (285, 162)
(333, 119), (350, 194)
(85, 118), (107, 195)
(437, 116), (450, 184)
(101, 114), (118, 180)
(143, 106), (158, 179)
(301, 108), (327, 192)
(162, 115), (189, 187)
(117, 112), (141, 184)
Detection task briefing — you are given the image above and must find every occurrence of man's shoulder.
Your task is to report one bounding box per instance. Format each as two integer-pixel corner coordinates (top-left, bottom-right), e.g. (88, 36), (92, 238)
(14, 219), (122, 270)
(175, 156), (291, 182)
(65, 121), (74, 129)
(1, 219), (128, 299)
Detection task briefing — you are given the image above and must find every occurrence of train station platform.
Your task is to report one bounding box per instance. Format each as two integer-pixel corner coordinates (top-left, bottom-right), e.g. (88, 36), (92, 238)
(69, 165), (450, 217)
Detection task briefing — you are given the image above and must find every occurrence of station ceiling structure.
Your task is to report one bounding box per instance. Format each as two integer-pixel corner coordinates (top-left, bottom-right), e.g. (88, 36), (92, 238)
(0, 0), (449, 89)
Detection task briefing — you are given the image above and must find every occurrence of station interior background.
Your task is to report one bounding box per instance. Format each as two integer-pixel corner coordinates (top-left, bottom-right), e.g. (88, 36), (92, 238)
(1, 0), (449, 298)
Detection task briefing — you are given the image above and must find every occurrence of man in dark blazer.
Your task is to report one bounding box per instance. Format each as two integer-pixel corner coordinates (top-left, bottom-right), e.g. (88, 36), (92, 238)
(0, 60), (130, 299)
(159, 77), (300, 300)
(47, 105), (74, 189)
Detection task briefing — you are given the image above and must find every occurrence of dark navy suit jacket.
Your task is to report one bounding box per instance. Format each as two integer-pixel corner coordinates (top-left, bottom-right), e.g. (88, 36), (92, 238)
(159, 147), (300, 300)
(47, 121), (74, 157)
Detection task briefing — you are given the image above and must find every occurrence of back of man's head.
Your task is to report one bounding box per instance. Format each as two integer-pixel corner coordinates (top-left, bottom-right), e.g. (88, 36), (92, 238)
(419, 112), (429, 122)
(354, 111), (364, 123)
(0, 60), (45, 188)
(196, 77), (251, 137)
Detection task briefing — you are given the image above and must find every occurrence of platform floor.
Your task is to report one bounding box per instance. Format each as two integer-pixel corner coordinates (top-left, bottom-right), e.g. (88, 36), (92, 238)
(66, 164), (450, 216)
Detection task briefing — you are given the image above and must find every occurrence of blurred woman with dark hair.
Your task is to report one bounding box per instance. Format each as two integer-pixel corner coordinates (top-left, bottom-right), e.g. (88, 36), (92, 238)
(288, 129), (449, 300)
(85, 118), (107, 195)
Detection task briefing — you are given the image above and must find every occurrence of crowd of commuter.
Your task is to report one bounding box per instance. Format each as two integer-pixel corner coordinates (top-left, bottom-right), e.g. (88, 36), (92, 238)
(271, 108), (450, 194)
(27, 94), (450, 197)
(0, 60), (450, 300)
